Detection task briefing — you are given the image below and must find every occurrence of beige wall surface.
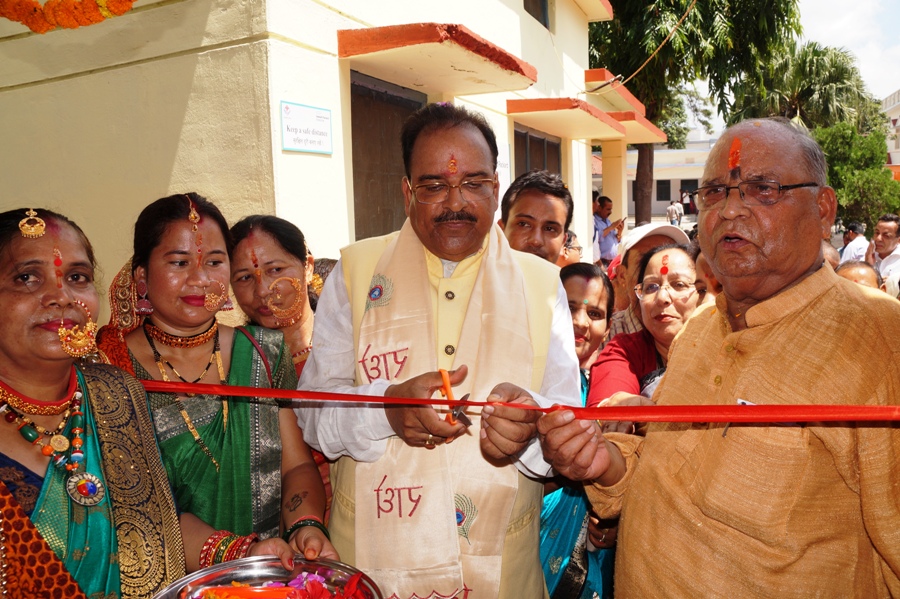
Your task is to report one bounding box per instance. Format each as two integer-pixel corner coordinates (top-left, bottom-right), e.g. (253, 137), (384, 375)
(2, 0), (612, 318)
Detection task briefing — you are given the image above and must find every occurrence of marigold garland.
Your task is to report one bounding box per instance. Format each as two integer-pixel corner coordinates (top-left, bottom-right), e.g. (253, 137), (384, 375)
(0, 0), (134, 34)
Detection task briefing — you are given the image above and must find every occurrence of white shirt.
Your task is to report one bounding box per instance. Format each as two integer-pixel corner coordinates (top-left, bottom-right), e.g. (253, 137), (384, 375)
(839, 234), (869, 264)
(296, 257), (582, 478)
(874, 244), (900, 279)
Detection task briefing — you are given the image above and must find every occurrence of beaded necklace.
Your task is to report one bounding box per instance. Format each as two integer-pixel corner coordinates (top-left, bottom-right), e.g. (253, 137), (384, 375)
(143, 325), (226, 472)
(0, 381), (87, 474)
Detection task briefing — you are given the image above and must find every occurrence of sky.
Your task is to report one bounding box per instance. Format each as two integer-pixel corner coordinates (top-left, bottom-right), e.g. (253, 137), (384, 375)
(798, 0), (900, 100)
(688, 0), (900, 137)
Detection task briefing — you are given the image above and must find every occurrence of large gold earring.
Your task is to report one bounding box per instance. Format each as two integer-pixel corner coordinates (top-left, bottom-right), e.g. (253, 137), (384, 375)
(58, 300), (98, 358)
(203, 280), (228, 312)
(267, 277), (305, 327)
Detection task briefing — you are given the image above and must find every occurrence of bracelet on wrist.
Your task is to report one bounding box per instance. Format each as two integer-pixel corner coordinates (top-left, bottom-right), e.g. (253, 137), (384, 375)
(283, 517), (330, 543)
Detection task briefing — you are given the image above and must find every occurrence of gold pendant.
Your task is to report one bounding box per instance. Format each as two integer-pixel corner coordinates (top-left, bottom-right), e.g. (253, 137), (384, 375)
(49, 434), (70, 452)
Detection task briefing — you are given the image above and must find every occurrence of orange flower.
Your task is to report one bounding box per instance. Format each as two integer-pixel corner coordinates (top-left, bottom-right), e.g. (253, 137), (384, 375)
(0, 0), (134, 33)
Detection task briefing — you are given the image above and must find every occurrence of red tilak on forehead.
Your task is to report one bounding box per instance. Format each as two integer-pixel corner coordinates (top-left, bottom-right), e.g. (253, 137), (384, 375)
(447, 156), (458, 175)
(660, 253), (669, 275)
(728, 137), (742, 171)
(53, 246), (63, 288)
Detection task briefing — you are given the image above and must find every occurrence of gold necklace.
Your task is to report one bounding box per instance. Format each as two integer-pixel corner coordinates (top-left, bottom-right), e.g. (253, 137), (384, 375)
(143, 327), (227, 471)
(0, 368), (78, 415)
(144, 320), (218, 348)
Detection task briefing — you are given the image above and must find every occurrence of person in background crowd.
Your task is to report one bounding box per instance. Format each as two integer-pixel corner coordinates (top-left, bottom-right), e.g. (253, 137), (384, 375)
(498, 169), (572, 264)
(822, 239), (840, 270)
(229, 214), (332, 520)
(694, 251), (722, 305)
(868, 213), (900, 279)
(607, 223), (690, 340)
(835, 260), (882, 289)
(539, 117), (900, 596)
(297, 103), (581, 598)
(588, 243), (703, 408)
(593, 193), (623, 267)
(0, 208), (184, 597)
(558, 230), (583, 267)
(540, 262), (615, 599)
(882, 271), (900, 299)
(839, 221), (867, 263)
(97, 194), (334, 572)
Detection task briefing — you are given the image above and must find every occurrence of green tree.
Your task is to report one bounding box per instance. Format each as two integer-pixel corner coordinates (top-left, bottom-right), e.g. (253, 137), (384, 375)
(729, 40), (878, 133)
(657, 85), (715, 150)
(813, 122), (900, 229)
(590, 0), (801, 223)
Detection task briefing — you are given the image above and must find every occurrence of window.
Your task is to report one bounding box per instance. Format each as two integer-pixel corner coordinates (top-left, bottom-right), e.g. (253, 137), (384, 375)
(524, 0), (549, 28)
(656, 179), (671, 202)
(514, 127), (561, 177)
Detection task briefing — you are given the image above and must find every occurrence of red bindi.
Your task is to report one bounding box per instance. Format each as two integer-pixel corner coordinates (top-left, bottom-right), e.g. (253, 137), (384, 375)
(728, 137), (742, 171)
(660, 254), (669, 275)
(447, 156), (458, 175)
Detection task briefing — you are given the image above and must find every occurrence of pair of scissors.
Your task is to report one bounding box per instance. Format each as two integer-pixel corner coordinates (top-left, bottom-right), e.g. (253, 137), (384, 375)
(438, 369), (472, 427)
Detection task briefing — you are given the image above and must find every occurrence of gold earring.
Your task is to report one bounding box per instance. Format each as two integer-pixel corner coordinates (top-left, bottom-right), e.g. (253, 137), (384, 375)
(267, 277), (305, 326)
(58, 300), (98, 358)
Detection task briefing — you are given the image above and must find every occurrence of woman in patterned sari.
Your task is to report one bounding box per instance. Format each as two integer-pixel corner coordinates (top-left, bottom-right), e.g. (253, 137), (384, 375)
(0, 208), (184, 598)
(97, 194), (336, 572)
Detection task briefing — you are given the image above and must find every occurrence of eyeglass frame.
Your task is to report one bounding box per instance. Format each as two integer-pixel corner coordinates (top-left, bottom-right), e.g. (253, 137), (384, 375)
(564, 245), (584, 257)
(692, 180), (819, 210)
(405, 176), (498, 205)
(633, 280), (697, 302)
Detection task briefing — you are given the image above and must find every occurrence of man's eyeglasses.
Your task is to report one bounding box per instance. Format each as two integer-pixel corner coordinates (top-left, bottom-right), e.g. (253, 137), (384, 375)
(634, 280), (696, 302)
(693, 180), (819, 210)
(406, 178), (496, 205)
(565, 245), (583, 257)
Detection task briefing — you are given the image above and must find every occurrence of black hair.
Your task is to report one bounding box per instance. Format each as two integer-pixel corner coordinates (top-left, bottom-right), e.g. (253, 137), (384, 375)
(560, 262), (615, 325)
(0, 208), (96, 270)
(231, 214), (318, 310)
(845, 222), (865, 235)
(636, 243), (695, 285)
(835, 260), (883, 287)
(500, 170), (574, 232)
(401, 103), (498, 178)
(131, 193), (233, 271)
(877, 214), (900, 230)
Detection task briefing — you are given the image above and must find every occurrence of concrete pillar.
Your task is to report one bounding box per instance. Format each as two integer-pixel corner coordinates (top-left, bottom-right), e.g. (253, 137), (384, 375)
(600, 139), (628, 221)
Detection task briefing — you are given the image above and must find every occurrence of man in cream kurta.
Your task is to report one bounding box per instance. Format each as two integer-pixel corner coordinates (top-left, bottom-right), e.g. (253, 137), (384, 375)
(297, 103), (580, 599)
(539, 117), (900, 596)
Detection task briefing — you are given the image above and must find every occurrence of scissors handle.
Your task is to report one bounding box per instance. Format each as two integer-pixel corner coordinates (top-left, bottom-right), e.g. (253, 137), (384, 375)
(438, 369), (457, 424)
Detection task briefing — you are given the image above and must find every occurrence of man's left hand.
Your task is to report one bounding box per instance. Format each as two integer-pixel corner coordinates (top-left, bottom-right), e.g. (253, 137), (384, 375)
(480, 383), (540, 460)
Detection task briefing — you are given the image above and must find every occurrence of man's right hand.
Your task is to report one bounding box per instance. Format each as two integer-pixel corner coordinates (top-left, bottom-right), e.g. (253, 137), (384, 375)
(537, 409), (616, 483)
(384, 365), (468, 448)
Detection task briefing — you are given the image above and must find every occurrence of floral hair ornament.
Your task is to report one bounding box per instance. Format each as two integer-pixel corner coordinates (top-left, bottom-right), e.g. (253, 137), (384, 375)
(267, 276), (305, 327)
(19, 208), (46, 238)
(58, 300), (99, 358)
(203, 280), (229, 312)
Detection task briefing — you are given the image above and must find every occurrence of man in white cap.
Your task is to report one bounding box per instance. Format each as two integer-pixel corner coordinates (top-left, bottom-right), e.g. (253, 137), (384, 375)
(607, 223), (691, 340)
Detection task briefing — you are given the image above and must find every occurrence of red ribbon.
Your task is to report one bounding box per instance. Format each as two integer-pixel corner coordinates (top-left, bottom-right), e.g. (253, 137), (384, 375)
(140, 380), (900, 423)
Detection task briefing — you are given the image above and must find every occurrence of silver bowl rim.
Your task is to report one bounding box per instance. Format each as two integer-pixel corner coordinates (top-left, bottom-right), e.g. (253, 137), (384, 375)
(152, 555), (383, 599)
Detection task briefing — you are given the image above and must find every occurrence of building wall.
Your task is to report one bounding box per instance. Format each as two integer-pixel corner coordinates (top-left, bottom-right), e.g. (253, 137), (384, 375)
(883, 88), (900, 179)
(1, 0), (603, 318)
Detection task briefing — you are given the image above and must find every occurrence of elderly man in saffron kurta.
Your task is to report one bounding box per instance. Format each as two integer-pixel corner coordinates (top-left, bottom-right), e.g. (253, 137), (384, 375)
(297, 103), (581, 599)
(539, 118), (900, 597)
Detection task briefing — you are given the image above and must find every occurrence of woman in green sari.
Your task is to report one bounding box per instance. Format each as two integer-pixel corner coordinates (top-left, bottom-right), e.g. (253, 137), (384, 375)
(0, 208), (184, 597)
(97, 193), (336, 571)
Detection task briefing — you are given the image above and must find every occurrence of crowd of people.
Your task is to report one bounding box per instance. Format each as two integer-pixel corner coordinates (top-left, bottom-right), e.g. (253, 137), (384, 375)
(1, 104), (899, 598)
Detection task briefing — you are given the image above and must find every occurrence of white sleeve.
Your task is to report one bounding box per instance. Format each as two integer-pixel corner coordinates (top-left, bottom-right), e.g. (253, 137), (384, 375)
(513, 280), (582, 478)
(296, 261), (395, 461)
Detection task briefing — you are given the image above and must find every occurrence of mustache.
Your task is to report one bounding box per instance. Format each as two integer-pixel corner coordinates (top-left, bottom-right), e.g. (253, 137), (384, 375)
(434, 210), (477, 224)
